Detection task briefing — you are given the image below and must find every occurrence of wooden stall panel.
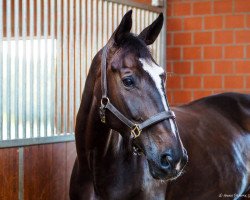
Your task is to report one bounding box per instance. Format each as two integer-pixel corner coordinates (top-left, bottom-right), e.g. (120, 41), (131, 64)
(0, 148), (19, 200)
(24, 142), (76, 200)
(66, 142), (76, 195)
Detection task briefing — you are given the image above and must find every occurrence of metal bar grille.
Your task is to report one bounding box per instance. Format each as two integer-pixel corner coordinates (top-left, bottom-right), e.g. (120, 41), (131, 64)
(0, 0), (3, 140)
(0, 0), (164, 147)
(50, 0), (55, 136)
(29, 0), (34, 138)
(6, 0), (11, 139)
(56, 0), (62, 134)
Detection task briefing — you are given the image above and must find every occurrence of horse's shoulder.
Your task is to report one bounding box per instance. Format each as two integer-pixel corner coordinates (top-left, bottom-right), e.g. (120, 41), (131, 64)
(167, 93), (250, 200)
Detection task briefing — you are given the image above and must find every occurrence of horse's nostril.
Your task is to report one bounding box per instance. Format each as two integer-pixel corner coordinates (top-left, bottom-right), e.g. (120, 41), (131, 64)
(160, 154), (173, 168)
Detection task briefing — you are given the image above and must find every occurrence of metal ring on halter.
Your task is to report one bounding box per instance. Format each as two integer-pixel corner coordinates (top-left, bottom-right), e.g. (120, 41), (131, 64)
(101, 97), (110, 107)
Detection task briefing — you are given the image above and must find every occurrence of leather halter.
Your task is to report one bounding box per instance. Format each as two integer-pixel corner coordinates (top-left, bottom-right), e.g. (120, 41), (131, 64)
(99, 43), (176, 139)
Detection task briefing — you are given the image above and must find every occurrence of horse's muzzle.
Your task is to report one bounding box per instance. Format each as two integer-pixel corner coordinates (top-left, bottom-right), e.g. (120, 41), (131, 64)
(148, 149), (188, 180)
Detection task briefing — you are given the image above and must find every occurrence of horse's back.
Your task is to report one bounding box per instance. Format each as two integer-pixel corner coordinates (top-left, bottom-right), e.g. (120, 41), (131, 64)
(192, 92), (250, 131)
(167, 93), (250, 200)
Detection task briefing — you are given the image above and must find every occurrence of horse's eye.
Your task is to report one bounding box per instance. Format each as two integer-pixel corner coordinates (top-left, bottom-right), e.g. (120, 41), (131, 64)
(122, 76), (135, 87)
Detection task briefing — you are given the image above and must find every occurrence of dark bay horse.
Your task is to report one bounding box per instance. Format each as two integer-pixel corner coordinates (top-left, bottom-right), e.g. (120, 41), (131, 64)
(166, 93), (250, 200)
(70, 10), (250, 200)
(70, 10), (187, 199)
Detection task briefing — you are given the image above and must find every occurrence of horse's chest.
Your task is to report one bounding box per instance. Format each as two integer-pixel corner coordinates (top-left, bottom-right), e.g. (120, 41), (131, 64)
(94, 154), (166, 200)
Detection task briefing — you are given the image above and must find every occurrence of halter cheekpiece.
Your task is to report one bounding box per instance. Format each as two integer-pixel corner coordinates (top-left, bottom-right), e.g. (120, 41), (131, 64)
(99, 43), (176, 139)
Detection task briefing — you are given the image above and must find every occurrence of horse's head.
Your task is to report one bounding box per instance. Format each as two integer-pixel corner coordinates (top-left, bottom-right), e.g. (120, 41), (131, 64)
(95, 10), (187, 180)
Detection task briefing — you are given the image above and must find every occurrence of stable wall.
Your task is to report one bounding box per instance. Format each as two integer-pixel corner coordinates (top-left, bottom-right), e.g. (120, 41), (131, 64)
(0, 142), (75, 200)
(166, 0), (250, 105)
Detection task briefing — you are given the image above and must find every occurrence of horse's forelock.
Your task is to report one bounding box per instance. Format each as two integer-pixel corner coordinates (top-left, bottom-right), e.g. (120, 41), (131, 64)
(118, 33), (152, 59)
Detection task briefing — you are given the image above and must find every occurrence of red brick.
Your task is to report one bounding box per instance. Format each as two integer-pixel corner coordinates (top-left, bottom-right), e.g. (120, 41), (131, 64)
(235, 0), (250, 12)
(193, 91), (213, 100)
(204, 46), (222, 59)
(235, 30), (250, 43)
(193, 2), (212, 15)
(172, 62), (191, 74)
(224, 46), (244, 59)
(194, 32), (212, 45)
(204, 76), (222, 88)
(247, 15), (250, 28)
(167, 47), (181, 60)
(193, 61), (212, 74)
(167, 91), (173, 105)
(235, 61), (250, 73)
(167, 33), (173, 46)
(167, 61), (173, 71)
(183, 76), (202, 89)
(167, 18), (182, 31)
(214, 61), (234, 74)
(173, 33), (192, 45)
(167, 0), (183, 2)
(183, 17), (202, 30)
(214, 31), (233, 44)
(183, 47), (202, 59)
(167, 2), (173, 16)
(173, 2), (191, 16)
(167, 76), (181, 89)
(247, 46), (250, 58)
(204, 16), (223, 29)
(224, 76), (244, 88)
(173, 91), (192, 104)
(225, 15), (245, 28)
(246, 76), (250, 88)
(214, 0), (233, 14)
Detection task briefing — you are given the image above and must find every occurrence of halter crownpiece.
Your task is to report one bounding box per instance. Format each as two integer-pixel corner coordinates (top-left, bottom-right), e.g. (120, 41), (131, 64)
(99, 44), (176, 139)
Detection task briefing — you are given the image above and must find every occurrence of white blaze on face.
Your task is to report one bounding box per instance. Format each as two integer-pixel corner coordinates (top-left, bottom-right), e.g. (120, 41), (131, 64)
(139, 58), (176, 136)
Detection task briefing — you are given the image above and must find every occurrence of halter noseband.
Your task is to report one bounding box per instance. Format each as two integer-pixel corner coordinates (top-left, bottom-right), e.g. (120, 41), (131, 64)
(99, 44), (176, 139)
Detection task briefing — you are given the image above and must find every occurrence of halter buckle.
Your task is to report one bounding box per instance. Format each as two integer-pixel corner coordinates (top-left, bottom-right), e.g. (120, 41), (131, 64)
(131, 124), (142, 139)
(99, 97), (110, 123)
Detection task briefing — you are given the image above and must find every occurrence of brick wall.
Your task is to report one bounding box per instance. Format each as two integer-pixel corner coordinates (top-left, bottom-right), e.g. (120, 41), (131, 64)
(166, 0), (250, 105)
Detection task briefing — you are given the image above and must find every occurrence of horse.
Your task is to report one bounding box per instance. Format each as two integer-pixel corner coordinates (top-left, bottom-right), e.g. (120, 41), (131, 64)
(70, 10), (188, 200)
(166, 92), (250, 200)
(69, 10), (250, 200)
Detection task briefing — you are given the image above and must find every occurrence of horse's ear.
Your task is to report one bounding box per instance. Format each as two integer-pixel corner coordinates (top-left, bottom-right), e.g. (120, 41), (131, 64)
(138, 13), (163, 45)
(112, 10), (132, 45)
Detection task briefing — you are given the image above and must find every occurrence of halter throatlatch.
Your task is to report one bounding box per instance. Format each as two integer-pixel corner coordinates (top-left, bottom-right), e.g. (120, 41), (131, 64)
(99, 44), (176, 139)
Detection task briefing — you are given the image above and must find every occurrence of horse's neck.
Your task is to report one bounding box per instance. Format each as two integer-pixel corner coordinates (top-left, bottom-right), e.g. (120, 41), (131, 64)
(75, 62), (111, 165)
(101, 130), (124, 157)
